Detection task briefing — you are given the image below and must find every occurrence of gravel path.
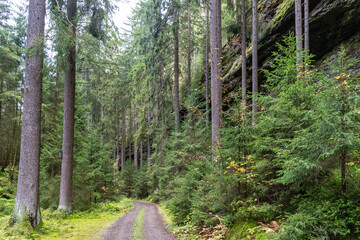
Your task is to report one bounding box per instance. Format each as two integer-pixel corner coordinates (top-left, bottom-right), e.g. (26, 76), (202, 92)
(102, 201), (176, 240)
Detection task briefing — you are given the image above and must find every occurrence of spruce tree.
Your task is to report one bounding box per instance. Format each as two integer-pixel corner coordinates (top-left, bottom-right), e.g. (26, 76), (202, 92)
(11, 0), (46, 226)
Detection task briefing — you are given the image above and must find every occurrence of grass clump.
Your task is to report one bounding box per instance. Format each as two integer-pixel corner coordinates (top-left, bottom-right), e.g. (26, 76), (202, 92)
(133, 207), (145, 240)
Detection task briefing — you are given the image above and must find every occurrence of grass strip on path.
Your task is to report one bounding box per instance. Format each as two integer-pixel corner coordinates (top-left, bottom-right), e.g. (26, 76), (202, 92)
(133, 207), (145, 240)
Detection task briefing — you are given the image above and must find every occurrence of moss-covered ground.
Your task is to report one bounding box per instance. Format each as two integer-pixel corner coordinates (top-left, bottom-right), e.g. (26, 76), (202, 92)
(0, 199), (134, 240)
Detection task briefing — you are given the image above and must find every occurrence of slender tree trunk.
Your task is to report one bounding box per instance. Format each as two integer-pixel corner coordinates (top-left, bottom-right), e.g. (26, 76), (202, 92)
(205, 0), (210, 124)
(140, 142), (143, 168)
(187, 4), (191, 96)
(0, 79), (3, 168)
(341, 77), (346, 192)
(234, 0), (238, 21)
(210, 0), (222, 158)
(84, 68), (88, 119)
(295, 0), (303, 72)
(128, 107), (133, 162)
(59, 0), (77, 214)
(304, 0), (309, 70)
(9, 110), (19, 182)
(147, 111), (151, 164)
(241, 0), (246, 120)
(114, 102), (119, 182)
(121, 110), (126, 171)
(11, 0), (45, 227)
(252, 0), (258, 125)
(134, 110), (138, 168)
(173, 0), (180, 133)
(0, 78), (3, 142)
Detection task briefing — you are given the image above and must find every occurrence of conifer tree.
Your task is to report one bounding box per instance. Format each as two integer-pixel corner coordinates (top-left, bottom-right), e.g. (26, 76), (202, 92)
(173, 0), (180, 133)
(304, 0), (309, 69)
(210, 0), (222, 157)
(187, 1), (192, 96)
(252, 0), (258, 124)
(11, 0), (46, 226)
(241, 0), (246, 119)
(295, 0), (303, 71)
(59, 0), (77, 213)
(205, 0), (210, 123)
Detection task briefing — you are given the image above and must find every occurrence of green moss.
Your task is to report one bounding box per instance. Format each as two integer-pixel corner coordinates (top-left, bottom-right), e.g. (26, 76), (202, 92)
(226, 220), (271, 240)
(0, 199), (134, 240)
(269, 0), (294, 30)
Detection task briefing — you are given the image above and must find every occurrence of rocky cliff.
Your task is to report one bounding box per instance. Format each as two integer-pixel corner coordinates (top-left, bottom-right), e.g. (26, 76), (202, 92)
(222, 0), (360, 94)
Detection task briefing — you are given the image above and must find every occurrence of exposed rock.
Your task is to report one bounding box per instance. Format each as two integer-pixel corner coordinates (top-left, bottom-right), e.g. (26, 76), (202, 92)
(222, 0), (360, 94)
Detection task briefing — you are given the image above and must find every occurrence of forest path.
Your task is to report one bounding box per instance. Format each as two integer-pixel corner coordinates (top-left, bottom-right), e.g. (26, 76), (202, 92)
(101, 201), (176, 240)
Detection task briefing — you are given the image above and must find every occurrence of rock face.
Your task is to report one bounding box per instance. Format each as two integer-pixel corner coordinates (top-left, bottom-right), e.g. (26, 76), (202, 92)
(222, 0), (360, 92)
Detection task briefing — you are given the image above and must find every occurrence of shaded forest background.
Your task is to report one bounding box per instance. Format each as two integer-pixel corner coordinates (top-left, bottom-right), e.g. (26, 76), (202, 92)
(1, 0), (360, 239)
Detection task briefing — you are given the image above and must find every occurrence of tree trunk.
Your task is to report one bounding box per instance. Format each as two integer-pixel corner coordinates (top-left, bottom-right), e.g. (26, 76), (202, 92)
(0, 78), (3, 145)
(59, 0), (77, 214)
(140, 141), (143, 168)
(341, 78), (346, 192)
(187, 4), (191, 96)
(0, 78), (3, 169)
(234, 0), (238, 21)
(252, 0), (258, 125)
(210, 0), (222, 158)
(173, 0), (180, 133)
(121, 110), (126, 171)
(241, 0), (246, 120)
(84, 68), (88, 119)
(295, 0), (303, 72)
(11, 0), (45, 227)
(304, 0), (309, 70)
(147, 111), (151, 164)
(134, 109), (138, 168)
(205, 0), (210, 124)
(114, 102), (119, 182)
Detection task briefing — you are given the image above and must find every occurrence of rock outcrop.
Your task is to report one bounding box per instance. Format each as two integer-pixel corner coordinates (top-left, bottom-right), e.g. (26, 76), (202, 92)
(222, 0), (360, 93)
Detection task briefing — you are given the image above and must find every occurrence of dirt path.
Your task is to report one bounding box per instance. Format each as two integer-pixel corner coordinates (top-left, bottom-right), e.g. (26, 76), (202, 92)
(102, 201), (176, 240)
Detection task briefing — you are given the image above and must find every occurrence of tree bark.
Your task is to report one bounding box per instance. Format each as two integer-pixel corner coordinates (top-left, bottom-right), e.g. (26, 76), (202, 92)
(173, 0), (180, 133)
(11, 0), (45, 227)
(134, 109), (138, 168)
(140, 141), (143, 168)
(121, 110), (126, 171)
(241, 0), (246, 120)
(59, 0), (77, 214)
(187, 3), (191, 96)
(295, 0), (303, 72)
(252, 0), (258, 125)
(147, 110), (151, 164)
(210, 0), (222, 158)
(205, 0), (210, 124)
(304, 0), (309, 70)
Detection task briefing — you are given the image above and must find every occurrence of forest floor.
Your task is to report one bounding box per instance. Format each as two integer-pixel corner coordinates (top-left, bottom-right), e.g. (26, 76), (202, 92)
(102, 201), (176, 240)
